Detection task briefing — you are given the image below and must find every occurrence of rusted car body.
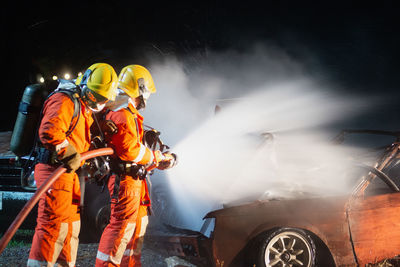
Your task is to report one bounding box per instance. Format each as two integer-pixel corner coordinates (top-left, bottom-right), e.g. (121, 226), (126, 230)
(155, 130), (400, 267)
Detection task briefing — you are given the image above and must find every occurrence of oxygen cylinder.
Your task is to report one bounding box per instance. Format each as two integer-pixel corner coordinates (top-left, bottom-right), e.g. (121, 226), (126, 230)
(10, 84), (49, 157)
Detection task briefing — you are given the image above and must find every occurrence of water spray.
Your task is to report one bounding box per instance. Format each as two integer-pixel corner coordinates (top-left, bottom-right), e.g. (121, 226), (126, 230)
(142, 47), (382, 231)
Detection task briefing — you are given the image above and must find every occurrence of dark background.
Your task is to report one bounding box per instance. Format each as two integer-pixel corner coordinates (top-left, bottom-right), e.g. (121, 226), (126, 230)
(2, 1), (400, 131)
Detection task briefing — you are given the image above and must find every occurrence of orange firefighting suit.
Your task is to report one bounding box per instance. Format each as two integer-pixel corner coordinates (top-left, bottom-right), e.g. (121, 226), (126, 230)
(96, 103), (153, 267)
(28, 93), (93, 267)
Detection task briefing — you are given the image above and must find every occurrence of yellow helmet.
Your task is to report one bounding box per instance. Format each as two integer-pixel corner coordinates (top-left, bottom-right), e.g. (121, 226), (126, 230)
(118, 65), (156, 100)
(76, 63), (118, 101)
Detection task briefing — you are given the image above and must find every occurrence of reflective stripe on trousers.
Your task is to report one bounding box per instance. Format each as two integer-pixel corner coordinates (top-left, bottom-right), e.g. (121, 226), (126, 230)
(28, 220), (80, 267)
(27, 258), (76, 267)
(121, 209), (149, 267)
(123, 215), (148, 257)
(96, 222), (136, 265)
(28, 164), (81, 267)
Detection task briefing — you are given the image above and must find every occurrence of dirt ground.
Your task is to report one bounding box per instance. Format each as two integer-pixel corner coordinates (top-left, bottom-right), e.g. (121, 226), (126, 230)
(2, 242), (399, 267)
(0, 241), (197, 267)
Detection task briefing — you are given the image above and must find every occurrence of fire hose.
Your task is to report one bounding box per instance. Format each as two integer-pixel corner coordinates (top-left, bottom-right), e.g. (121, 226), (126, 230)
(0, 147), (114, 255)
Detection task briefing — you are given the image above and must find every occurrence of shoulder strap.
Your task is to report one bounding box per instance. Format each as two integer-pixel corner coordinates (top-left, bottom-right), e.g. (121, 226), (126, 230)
(125, 107), (135, 117)
(125, 108), (140, 143)
(30, 85), (81, 164)
(51, 88), (82, 137)
(102, 108), (112, 120)
(110, 174), (121, 204)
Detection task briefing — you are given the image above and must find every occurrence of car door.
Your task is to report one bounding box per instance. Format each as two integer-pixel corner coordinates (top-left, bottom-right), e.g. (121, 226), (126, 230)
(347, 176), (400, 266)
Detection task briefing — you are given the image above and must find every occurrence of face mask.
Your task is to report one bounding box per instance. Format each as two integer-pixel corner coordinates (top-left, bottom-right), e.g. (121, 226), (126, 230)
(85, 100), (107, 112)
(142, 91), (151, 101)
(82, 87), (108, 112)
(137, 78), (151, 108)
(90, 102), (106, 112)
(136, 95), (147, 110)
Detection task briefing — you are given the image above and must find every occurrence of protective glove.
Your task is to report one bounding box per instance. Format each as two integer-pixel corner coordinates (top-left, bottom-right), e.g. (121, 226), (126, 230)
(157, 152), (178, 170)
(146, 150), (172, 171)
(58, 143), (81, 173)
(153, 150), (164, 165)
(145, 150), (163, 171)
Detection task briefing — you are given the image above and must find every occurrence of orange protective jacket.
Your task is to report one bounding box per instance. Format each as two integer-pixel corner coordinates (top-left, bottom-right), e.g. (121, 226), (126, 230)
(37, 92), (93, 202)
(105, 103), (152, 205)
(39, 93), (93, 155)
(28, 92), (93, 266)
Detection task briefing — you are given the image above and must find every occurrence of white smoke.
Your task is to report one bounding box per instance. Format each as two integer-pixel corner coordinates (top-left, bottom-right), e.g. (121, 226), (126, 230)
(142, 44), (381, 231)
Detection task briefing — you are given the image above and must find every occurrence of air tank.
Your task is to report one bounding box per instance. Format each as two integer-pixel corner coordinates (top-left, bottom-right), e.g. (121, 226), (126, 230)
(10, 84), (49, 157)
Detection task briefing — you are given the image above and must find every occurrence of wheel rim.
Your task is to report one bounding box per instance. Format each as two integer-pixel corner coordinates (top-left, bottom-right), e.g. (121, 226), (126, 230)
(264, 231), (312, 267)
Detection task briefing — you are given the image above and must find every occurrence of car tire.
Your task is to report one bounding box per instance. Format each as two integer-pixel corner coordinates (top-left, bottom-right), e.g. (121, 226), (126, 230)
(80, 182), (110, 242)
(256, 228), (316, 267)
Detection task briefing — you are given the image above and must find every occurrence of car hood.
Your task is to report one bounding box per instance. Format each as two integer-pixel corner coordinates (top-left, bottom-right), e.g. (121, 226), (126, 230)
(205, 193), (350, 219)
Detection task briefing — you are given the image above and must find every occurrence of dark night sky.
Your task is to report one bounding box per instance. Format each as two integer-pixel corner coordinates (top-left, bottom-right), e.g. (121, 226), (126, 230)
(2, 1), (400, 131)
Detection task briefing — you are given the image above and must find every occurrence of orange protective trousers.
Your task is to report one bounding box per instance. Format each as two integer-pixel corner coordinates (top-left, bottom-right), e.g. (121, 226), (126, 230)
(120, 205), (148, 267)
(28, 93), (93, 267)
(95, 175), (149, 267)
(28, 164), (81, 267)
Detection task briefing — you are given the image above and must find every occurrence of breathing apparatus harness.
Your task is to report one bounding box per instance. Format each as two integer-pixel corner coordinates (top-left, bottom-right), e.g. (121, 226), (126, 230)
(76, 99), (173, 211)
(110, 127), (168, 213)
(78, 111), (115, 187)
(22, 81), (82, 184)
(108, 112), (168, 206)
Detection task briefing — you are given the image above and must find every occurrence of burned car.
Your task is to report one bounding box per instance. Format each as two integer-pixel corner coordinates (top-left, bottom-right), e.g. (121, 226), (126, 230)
(155, 130), (400, 267)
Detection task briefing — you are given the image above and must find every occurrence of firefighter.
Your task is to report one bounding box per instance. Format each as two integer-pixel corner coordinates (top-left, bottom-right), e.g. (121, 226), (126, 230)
(27, 63), (118, 267)
(96, 65), (176, 267)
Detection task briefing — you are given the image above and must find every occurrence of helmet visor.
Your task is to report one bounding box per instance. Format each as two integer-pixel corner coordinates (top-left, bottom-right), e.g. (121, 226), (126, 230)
(138, 78), (152, 100)
(142, 91), (151, 101)
(83, 87), (109, 112)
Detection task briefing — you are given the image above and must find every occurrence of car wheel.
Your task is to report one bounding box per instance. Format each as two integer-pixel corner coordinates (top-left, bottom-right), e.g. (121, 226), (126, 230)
(257, 228), (316, 267)
(95, 204), (111, 234)
(80, 182), (110, 242)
